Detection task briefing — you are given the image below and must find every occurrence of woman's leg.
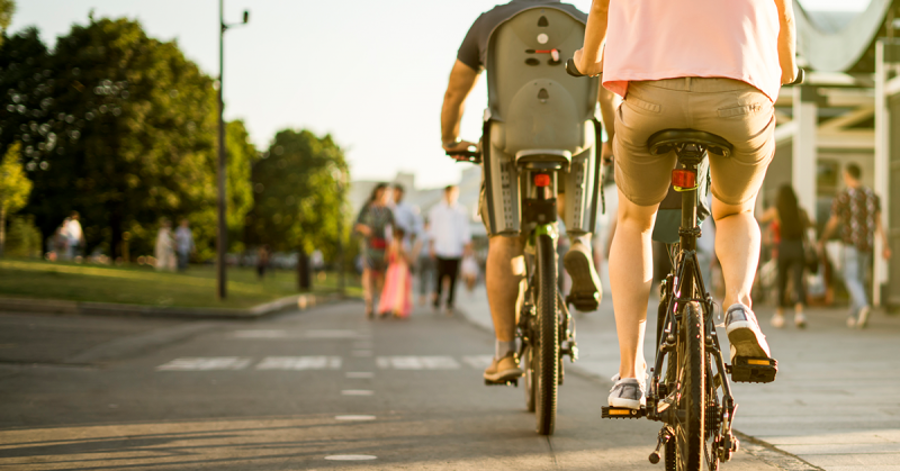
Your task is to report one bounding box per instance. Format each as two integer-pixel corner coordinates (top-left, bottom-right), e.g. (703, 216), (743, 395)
(362, 267), (373, 316)
(608, 188), (658, 379)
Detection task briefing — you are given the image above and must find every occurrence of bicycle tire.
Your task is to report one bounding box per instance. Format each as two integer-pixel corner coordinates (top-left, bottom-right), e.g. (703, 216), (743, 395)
(523, 344), (536, 412)
(535, 232), (558, 435)
(674, 301), (705, 471)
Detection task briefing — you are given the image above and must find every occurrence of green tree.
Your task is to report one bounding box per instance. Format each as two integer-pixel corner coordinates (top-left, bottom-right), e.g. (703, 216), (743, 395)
(247, 129), (349, 288)
(0, 18), (258, 260)
(0, 142), (32, 255)
(0, 0), (14, 44)
(225, 119), (258, 253)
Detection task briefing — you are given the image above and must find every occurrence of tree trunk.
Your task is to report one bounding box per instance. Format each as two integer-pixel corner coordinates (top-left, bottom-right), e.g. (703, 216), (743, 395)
(110, 206), (123, 261)
(297, 247), (311, 291)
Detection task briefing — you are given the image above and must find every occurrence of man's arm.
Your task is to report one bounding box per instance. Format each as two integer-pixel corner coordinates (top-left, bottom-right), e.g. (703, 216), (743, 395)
(774, 0), (798, 84)
(818, 214), (840, 248)
(441, 60), (480, 152)
(875, 211), (893, 259)
(573, 0), (610, 76)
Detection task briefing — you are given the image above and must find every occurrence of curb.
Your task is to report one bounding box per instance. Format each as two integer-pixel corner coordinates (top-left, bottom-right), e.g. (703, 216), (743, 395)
(0, 293), (347, 320)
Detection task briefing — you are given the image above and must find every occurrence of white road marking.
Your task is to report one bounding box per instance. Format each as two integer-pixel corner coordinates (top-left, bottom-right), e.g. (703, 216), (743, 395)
(341, 390), (374, 396)
(156, 357), (252, 371)
(255, 356), (342, 370)
(306, 329), (366, 339)
(233, 330), (289, 338)
(462, 355), (494, 369)
(325, 455), (377, 461)
(346, 372), (374, 379)
(375, 356), (461, 370)
(231, 329), (366, 339)
(351, 350), (373, 357)
(335, 415), (375, 421)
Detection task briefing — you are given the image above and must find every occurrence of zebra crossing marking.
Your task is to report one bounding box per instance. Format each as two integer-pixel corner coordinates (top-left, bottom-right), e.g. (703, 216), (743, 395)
(255, 356), (342, 370)
(156, 357), (252, 371)
(462, 355), (494, 369)
(375, 356), (461, 370)
(346, 372), (374, 379)
(341, 390), (374, 396)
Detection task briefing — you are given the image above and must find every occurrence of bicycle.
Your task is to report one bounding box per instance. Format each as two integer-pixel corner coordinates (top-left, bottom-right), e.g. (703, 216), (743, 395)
(564, 60), (799, 469)
(447, 147), (581, 436)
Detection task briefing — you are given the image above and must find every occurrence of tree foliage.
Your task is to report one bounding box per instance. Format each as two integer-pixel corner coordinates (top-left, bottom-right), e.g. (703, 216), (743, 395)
(247, 129), (348, 258)
(0, 0), (14, 44)
(0, 18), (255, 259)
(0, 141), (31, 253)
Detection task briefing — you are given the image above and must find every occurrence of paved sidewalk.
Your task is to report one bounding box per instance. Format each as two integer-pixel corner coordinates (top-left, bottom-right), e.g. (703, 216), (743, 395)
(453, 283), (900, 471)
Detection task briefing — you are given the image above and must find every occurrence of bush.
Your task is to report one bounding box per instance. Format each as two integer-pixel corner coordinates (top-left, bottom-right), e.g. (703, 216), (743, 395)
(5, 215), (42, 258)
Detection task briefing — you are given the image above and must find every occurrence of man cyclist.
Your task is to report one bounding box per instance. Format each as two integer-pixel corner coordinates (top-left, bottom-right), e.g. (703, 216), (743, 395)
(571, 0), (798, 409)
(441, 0), (616, 383)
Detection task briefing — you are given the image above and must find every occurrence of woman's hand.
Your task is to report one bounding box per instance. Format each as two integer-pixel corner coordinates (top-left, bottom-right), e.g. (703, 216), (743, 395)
(573, 48), (604, 77)
(355, 224), (372, 238)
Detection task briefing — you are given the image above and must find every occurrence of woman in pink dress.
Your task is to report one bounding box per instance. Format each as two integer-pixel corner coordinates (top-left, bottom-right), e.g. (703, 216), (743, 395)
(378, 227), (413, 319)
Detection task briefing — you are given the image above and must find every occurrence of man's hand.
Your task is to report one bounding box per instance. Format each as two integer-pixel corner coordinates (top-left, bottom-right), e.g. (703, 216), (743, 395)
(601, 141), (613, 165)
(884, 246), (893, 260)
(443, 139), (478, 157)
(573, 48), (603, 77)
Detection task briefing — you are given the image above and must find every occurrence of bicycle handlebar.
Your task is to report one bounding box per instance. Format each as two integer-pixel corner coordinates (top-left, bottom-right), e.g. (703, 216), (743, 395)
(446, 149), (481, 164)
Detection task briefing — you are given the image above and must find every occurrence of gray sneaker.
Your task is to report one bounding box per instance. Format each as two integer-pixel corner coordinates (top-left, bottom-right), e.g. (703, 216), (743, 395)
(608, 374), (646, 409)
(564, 240), (602, 312)
(857, 305), (871, 329)
(725, 303), (772, 361)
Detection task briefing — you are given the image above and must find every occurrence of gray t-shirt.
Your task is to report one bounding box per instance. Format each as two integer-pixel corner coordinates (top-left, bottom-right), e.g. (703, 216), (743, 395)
(457, 0), (587, 72)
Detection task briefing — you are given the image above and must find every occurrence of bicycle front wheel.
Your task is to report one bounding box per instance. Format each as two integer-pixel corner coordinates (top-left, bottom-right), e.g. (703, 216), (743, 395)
(674, 301), (705, 471)
(534, 232), (558, 435)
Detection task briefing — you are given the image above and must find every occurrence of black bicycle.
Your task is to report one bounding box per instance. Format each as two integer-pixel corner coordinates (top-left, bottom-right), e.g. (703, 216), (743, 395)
(447, 147), (578, 436)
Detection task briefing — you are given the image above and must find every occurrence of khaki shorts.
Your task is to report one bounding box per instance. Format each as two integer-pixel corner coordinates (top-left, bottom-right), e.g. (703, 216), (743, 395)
(613, 77), (776, 207)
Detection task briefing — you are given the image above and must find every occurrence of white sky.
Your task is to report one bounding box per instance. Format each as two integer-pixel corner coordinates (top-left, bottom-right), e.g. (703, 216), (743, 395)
(11, 0), (869, 188)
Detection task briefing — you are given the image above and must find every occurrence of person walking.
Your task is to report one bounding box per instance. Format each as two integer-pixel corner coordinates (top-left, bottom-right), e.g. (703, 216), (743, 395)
(378, 227), (414, 319)
(819, 163), (892, 328)
(154, 219), (176, 272)
(174, 219), (194, 272)
(256, 245), (270, 280)
(61, 212), (84, 261)
(760, 185), (812, 328)
(417, 219), (436, 306)
(355, 183), (395, 319)
(428, 185), (471, 316)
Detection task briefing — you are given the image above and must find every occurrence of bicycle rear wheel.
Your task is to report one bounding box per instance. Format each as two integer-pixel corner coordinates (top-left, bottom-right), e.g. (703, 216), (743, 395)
(674, 301), (705, 471)
(523, 344), (536, 412)
(534, 232), (558, 435)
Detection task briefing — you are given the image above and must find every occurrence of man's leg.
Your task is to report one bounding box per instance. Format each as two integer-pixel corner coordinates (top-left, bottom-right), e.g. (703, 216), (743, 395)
(434, 258), (447, 309)
(483, 235), (525, 381)
(444, 258), (461, 311)
(558, 183), (603, 311)
(608, 188), (657, 380)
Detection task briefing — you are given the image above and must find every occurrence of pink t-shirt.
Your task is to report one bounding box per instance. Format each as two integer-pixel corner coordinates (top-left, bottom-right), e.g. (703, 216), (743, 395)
(603, 0), (782, 102)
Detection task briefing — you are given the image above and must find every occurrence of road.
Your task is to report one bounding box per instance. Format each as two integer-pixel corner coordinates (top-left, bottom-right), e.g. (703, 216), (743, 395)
(0, 303), (790, 470)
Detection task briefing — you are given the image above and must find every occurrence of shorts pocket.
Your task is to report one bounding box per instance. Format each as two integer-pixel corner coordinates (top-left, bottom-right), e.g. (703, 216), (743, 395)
(717, 101), (770, 118)
(624, 94), (662, 114)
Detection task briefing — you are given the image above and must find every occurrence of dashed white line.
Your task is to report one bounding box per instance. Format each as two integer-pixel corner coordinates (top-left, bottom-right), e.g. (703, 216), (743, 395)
(462, 355), (494, 369)
(156, 357), (252, 371)
(341, 390), (374, 396)
(376, 356), (461, 370)
(335, 415), (376, 421)
(255, 356), (342, 370)
(346, 372), (374, 379)
(325, 454), (377, 461)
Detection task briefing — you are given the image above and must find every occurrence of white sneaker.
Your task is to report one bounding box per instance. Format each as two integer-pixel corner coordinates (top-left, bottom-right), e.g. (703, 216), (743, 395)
(725, 304), (771, 360)
(770, 313), (785, 328)
(847, 316), (857, 328)
(608, 374), (646, 410)
(794, 312), (807, 329)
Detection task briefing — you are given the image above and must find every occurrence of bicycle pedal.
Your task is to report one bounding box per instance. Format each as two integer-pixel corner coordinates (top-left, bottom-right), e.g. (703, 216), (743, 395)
(602, 406), (646, 419)
(484, 378), (519, 387)
(729, 356), (777, 383)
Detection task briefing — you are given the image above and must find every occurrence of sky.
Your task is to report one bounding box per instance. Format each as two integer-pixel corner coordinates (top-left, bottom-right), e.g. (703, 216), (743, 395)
(11, 0), (870, 189)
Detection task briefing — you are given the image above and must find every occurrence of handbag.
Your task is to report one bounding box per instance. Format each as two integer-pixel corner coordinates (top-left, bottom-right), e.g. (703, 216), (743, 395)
(802, 233), (819, 275)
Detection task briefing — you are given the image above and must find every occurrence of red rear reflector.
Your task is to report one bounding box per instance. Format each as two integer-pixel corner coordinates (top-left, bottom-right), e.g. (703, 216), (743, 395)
(672, 169), (696, 189)
(534, 174), (551, 187)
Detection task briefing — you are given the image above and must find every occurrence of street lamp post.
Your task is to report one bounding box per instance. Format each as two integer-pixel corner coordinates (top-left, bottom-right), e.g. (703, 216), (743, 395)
(216, 1), (249, 300)
(332, 168), (347, 297)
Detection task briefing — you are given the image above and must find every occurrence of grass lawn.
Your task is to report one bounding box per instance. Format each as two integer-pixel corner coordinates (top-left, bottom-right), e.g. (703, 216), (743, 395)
(0, 258), (361, 309)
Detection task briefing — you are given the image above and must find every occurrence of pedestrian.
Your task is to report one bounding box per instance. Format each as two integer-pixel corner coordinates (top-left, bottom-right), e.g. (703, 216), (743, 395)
(310, 249), (326, 281)
(51, 226), (68, 262)
(154, 219), (176, 272)
(61, 212), (84, 261)
(257, 245), (270, 280)
(428, 185), (471, 316)
(417, 219), (436, 306)
(355, 183), (395, 319)
(759, 185), (812, 328)
(819, 163), (892, 328)
(390, 183), (421, 246)
(174, 218), (194, 272)
(378, 226), (413, 319)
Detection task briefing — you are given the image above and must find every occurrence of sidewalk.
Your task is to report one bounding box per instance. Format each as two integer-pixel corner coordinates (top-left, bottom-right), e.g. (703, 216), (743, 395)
(454, 283), (900, 471)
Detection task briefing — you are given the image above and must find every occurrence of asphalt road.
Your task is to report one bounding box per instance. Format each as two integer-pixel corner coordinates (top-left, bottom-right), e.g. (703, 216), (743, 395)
(0, 303), (788, 470)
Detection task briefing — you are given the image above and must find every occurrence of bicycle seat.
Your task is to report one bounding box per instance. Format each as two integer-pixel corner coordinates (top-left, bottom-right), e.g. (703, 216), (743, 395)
(647, 129), (733, 158)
